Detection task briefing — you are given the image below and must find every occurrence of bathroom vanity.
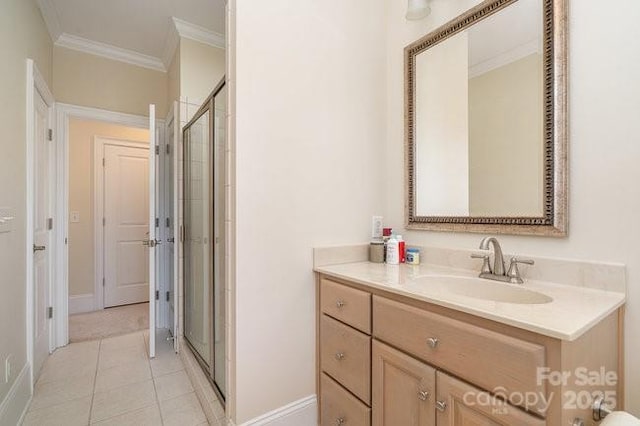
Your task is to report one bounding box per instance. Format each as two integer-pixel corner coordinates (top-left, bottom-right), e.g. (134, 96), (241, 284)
(314, 246), (625, 426)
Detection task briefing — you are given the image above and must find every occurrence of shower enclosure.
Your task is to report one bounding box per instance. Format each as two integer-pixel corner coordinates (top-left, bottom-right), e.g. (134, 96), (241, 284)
(183, 78), (226, 401)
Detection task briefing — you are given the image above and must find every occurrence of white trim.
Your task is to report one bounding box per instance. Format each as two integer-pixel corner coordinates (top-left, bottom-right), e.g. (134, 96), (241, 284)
(0, 363), (32, 426)
(162, 22), (181, 70)
(148, 104), (157, 359)
(239, 396), (317, 426)
(55, 33), (167, 72)
(469, 38), (542, 79)
(26, 59), (55, 390)
(173, 17), (226, 50)
(68, 294), (96, 314)
(94, 137), (149, 310)
(35, 0), (62, 41)
(54, 103), (164, 349)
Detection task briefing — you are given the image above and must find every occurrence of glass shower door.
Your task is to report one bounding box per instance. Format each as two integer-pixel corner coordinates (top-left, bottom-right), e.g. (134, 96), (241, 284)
(183, 79), (226, 402)
(184, 110), (212, 366)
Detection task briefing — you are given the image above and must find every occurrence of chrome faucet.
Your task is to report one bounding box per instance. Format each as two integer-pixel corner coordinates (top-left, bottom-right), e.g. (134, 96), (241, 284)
(471, 237), (534, 284)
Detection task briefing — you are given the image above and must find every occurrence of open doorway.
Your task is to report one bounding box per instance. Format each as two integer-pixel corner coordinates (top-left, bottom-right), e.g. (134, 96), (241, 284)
(66, 117), (151, 342)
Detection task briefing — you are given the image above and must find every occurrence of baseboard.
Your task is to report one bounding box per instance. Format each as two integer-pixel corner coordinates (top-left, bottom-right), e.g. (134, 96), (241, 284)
(0, 363), (32, 426)
(68, 293), (95, 314)
(240, 395), (317, 426)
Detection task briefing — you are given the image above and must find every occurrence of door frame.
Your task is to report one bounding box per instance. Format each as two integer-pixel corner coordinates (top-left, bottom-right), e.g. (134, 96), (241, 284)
(93, 137), (150, 310)
(26, 59), (55, 388)
(53, 103), (164, 348)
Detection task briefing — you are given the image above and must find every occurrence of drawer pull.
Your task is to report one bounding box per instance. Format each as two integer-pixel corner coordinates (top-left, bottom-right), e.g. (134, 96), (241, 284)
(427, 337), (439, 349)
(336, 417), (345, 425)
(436, 400), (447, 412)
(418, 390), (430, 401)
(335, 352), (345, 361)
(336, 300), (346, 308)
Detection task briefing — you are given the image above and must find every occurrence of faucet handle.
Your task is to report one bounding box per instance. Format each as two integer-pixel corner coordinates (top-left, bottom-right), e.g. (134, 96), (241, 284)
(507, 257), (535, 284)
(471, 252), (492, 274)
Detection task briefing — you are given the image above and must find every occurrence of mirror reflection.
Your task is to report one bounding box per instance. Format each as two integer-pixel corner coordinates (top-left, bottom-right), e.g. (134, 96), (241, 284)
(414, 0), (544, 217)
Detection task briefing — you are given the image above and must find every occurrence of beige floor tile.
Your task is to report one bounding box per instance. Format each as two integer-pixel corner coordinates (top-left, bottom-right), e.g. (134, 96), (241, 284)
(150, 351), (184, 377)
(91, 403), (162, 426)
(98, 341), (148, 370)
(160, 392), (207, 426)
(94, 359), (152, 393)
(37, 341), (99, 384)
(30, 373), (95, 411)
(90, 379), (157, 423)
(100, 331), (145, 352)
(154, 370), (194, 401)
(23, 396), (92, 426)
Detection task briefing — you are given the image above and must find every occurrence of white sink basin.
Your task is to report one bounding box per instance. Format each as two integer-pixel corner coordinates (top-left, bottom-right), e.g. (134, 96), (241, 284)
(411, 275), (553, 305)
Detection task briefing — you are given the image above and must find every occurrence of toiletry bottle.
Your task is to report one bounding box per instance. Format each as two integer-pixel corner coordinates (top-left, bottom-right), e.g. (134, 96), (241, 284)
(386, 235), (399, 265)
(382, 228), (392, 262)
(396, 235), (406, 263)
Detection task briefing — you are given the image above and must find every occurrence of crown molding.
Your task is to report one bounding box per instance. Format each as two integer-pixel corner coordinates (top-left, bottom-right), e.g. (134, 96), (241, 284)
(172, 17), (225, 50)
(36, 0), (62, 41)
(55, 33), (167, 72)
(469, 38), (542, 79)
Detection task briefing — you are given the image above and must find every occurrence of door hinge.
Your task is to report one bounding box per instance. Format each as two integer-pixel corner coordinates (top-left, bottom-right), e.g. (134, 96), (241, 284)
(102, 277), (105, 287)
(47, 218), (53, 230)
(102, 158), (105, 167)
(48, 129), (53, 141)
(165, 217), (170, 228)
(64, 237), (68, 245)
(155, 290), (160, 300)
(103, 217), (106, 226)
(155, 217), (159, 228)
(155, 145), (160, 155)
(47, 306), (53, 319)
(166, 144), (171, 155)
(166, 291), (170, 302)
(180, 225), (185, 243)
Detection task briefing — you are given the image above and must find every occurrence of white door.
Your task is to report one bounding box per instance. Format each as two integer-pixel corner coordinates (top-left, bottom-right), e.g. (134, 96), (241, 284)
(148, 105), (158, 358)
(103, 143), (150, 307)
(166, 101), (179, 351)
(33, 89), (52, 380)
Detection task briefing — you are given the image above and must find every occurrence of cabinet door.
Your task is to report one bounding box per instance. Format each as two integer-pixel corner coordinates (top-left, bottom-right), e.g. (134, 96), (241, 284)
(372, 340), (436, 426)
(436, 372), (545, 426)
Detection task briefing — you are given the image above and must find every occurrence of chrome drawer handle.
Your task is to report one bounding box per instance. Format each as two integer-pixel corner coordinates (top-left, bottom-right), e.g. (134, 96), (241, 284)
(436, 400), (447, 412)
(336, 417), (345, 425)
(427, 337), (439, 349)
(336, 300), (345, 308)
(335, 352), (345, 361)
(418, 390), (430, 401)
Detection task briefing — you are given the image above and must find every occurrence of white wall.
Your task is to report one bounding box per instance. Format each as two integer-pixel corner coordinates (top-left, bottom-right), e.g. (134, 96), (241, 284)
(384, 0), (640, 415)
(232, 0), (386, 422)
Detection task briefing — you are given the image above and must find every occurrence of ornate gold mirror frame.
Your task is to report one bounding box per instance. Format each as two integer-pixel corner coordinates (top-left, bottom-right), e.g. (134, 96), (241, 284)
(405, 0), (568, 236)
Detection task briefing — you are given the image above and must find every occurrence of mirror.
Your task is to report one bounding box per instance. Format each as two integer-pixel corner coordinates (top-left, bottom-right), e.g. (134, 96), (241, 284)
(405, 0), (567, 236)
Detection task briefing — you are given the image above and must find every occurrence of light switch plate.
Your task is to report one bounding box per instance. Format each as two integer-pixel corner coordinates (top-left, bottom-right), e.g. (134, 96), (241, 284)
(0, 207), (16, 234)
(70, 211), (80, 223)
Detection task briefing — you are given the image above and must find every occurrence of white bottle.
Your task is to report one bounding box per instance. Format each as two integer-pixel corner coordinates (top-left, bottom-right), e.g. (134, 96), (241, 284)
(386, 235), (400, 265)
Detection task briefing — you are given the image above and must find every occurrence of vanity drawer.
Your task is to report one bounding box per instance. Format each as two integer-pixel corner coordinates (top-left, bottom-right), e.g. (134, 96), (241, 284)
(373, 296), (548, 414)
(321, 315), (371, 404)
(321, 278), (371, 334)
(321, 373), (371, 426)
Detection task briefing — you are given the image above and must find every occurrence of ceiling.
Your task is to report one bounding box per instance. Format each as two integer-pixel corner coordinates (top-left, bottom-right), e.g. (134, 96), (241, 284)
(37, 0), (226, 71)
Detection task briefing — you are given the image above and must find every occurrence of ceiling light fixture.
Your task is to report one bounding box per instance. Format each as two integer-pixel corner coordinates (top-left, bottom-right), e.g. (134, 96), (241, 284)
(406, 0), (431, 20)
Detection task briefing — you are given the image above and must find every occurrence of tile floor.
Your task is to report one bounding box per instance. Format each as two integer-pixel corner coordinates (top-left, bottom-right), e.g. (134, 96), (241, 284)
(23, 330), (223, 426)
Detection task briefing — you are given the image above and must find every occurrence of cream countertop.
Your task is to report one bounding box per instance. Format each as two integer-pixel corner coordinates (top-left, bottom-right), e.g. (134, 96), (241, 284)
(314, 261), (625, 341)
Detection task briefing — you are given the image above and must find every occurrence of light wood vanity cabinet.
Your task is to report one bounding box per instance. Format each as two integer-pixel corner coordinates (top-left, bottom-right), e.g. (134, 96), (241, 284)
(317, 275), (622, 426)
